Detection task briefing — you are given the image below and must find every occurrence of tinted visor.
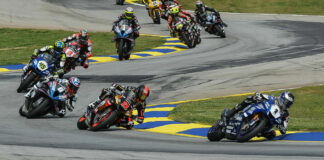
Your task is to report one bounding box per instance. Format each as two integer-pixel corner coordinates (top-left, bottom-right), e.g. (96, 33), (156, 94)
(278, 97), (293, 110)
(125, 13), (134, 19)
(54, 46), (63, 53)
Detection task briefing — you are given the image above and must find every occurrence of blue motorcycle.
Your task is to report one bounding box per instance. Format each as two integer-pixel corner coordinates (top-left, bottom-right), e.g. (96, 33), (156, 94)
(112, 19), (134, 61)
(207, 96), (284, 142)
(19, 80), (68, 118)
(17, 53), (56, 93)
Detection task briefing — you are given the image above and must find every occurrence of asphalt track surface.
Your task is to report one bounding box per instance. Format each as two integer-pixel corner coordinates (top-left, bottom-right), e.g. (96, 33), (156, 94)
(1, 0), (324, 159)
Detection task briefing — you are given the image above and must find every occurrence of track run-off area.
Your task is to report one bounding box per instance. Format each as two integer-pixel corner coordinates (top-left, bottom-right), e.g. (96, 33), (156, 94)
(1, 0), (324, 159)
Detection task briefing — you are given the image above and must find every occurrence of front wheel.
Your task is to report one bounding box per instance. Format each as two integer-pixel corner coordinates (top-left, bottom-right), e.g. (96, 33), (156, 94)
(77, 115), (88, 130)
(153, 9), (161, 24)
(17, 72), (36, 93)
(117, 40), (124, 61)
(215, 24), (226, 38)
(236, 114), (268, 142)
(181, 32), (195, 48)
(207, 120), (224, 141)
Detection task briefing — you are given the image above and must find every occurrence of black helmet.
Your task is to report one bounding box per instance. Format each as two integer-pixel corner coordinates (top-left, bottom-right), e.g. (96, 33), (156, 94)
(277, 91), (294, 110)
(136, 85), (150, 101)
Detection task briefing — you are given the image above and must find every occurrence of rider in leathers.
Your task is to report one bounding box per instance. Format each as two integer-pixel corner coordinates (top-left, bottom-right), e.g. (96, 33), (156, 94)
(22, 40), (66, 77)
(112, 7), (141, 49)
(222, 91), (294, 139)
(62, 29), (93, 69)
(195, 0), (227, 27)
(25, 77), (80, 117)
(88, 83), (150, 125)
(168, 6), (192, 37)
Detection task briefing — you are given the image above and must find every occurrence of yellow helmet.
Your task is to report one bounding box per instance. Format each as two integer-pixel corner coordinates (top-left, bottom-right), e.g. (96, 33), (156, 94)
(170, 6), (179, 15)
(125, 7), (134, 19)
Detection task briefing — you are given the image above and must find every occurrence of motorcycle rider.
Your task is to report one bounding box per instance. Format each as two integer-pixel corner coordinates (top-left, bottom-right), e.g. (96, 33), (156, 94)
(160, 0), (179, 19)
(62, 29), (93, 69)
(22, 40), (66, 77)
(25, 76), (80, 117)
(222, 91), (294, 139)
(87, 83), (150, 126)
(195, 0), (227, 27)
(168, 5), (192, 37)
(112, 7), (141, 49)
(161, 0), (179, 10)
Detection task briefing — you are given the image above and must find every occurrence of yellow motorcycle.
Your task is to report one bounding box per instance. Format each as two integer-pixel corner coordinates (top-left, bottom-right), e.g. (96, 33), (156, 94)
(144, 0), (161, 24)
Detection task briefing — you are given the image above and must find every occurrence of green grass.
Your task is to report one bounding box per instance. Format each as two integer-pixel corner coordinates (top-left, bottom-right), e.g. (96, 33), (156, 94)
(178, 0), (324, 15)
(169, 85), (324, 131)
(0, 28), (165, 66)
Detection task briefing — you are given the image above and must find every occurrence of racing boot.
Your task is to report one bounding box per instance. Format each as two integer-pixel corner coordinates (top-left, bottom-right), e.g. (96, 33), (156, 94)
(82, 58), (89, 69)
(55, 103), (66, 117)
(57, 108), (66, 117)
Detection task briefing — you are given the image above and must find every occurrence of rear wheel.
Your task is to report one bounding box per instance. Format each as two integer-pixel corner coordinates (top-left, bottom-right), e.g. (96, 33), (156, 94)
(207, 120), (224, 141)
(90, 110), (118, 131)
(17, 72), (36, 93)
(236, 114), (268, 142)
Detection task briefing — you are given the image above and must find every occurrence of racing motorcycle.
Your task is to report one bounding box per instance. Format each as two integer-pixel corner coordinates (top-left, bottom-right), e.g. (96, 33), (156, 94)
(62, 44), (80, 76)
(17, 53), (56, 93)
(173, 17), (196, 48)
(147, 0), (161, 24)
(77, 93), (138, 131)
(116, 0), (125, 5)
(112, 19), (134, 61)
(204, 13), (226, 38)
(19, 79), (72, 118)
(207, 96), (284, 142)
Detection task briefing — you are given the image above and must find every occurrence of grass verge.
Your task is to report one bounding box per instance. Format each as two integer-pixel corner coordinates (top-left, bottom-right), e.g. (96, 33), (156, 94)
(0, 28), (165, 66)
(169, 85), (324, 131)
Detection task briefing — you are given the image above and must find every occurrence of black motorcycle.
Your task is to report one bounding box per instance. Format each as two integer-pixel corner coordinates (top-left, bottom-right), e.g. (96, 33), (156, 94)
(204, 13), (226, 38)
(173, 17), (196, 48)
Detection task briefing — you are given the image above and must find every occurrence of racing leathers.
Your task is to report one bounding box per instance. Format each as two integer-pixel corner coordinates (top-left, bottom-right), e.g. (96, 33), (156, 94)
(23, 45), (65, 77)
(222, 92), (290, 139)
(62, 33), (93, 69)
(88, 83), (147, 125)
(25, 77), (77, 117)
